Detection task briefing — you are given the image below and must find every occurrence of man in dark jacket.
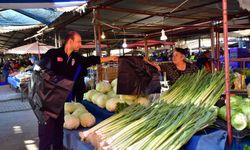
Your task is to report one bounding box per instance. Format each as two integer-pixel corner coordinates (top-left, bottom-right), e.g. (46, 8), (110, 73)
(38, 31), (100, 150)
(70, 54), (100, 102)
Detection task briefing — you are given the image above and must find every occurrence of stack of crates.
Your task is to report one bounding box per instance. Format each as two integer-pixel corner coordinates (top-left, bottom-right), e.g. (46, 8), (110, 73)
(89, 64), (118, 84)
(229, 48), (250, 69)
(101, 63), (118, 83)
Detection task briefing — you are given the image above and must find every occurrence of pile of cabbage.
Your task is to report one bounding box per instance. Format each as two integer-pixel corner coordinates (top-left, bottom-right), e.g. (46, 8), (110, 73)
(64, 102), (96, 130)
(218, 96), (250, 131)
(84, 78), (150, 112)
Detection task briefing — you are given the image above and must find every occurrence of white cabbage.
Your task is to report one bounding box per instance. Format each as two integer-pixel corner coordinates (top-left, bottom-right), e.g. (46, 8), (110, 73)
(65, 102), (76, 113)
(113, 85), (117, 94)
(136, 97), (150, 107)
(107, 90), (116, 98)
(72, 109), (86, 118)
(106, 97), (121, 112)
(92, 92), (103, 104)
(111, 78), (117, 87)
(96, 94), (109, 108)
(79, 113), (96, 127)
(64, 114), (80, 129)
(96, 81), (112, 93)
(65, 111), (70, 115)
(74, 102), (87, 112)
(84, 89), (98, 101)
(120, 95), (137, 101)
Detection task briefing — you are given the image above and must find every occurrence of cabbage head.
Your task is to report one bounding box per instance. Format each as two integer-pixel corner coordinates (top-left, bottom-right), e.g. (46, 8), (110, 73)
(65, 102), (76, 113)
(96, 81), (112, 93)
(79, 113), (96, 127)
(64, 114), (80, 129)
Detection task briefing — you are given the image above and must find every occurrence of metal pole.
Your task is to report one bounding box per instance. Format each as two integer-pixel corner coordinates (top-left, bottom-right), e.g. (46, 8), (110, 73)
(37, 41), (41, 60)
(210, 23), (215, 72)
(218, 31), (221, 70)
(97, 9), (102, 57)
(198, 36), (201, 52)
(54, 32), (58, 48)
(96, 9), (102, 81)
(222, 0), (232, 145)
(92, 9), (99, 83)
(216, 31), (220, 70)
(58, 32), (61, 47)
(93, 9), (98, 56)
(144, 37), (148, 58)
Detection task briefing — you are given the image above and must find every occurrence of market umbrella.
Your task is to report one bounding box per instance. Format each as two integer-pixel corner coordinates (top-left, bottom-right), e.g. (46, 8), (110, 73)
(5, 42), (54, 55)
(81, 41), (108, 49)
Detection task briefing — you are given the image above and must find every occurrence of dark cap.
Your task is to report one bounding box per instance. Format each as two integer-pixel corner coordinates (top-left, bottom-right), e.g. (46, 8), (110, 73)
(175, 47), (189, 56)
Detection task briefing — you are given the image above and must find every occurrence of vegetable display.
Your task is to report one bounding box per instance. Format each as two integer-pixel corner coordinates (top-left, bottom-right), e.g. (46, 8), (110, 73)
(64, 102), (96, 130)
(84, 79), (151, 112)
(79, 70), (227, 150)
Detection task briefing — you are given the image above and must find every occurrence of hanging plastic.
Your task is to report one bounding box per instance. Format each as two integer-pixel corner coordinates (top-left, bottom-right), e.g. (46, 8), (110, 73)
(117, 56), (161, 95)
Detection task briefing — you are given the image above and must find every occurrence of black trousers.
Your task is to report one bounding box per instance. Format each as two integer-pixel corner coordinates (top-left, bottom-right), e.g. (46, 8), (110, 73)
(72, 82), (86, 103)
(38, 110), (64, 150)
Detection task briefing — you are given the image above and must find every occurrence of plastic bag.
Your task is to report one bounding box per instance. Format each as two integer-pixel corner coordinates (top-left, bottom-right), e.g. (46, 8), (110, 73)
(117, 56), (161, 95)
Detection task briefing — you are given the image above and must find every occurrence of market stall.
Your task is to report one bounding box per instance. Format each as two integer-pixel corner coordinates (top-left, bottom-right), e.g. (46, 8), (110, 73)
(59, 66), (250, 150)
(7, 71), (31, 100)
(62, 100), (250, 150)
(1, 0), (250, 149)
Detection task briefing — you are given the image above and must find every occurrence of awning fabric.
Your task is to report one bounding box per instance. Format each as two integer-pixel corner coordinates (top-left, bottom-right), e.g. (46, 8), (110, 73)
(0, 0), (87, 9)
(0, 25), (43, 33)
(238, 0), (250, 11)
(81, 42), (108, 49)
(0, 9), (63, 26)
(127, 40), (175, 48)
(0, 0), (88, 33)
(5, 42), (54, 54)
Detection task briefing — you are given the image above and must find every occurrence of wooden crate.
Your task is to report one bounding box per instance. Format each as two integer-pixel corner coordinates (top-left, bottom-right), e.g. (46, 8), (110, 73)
(101, 66), (118, 83)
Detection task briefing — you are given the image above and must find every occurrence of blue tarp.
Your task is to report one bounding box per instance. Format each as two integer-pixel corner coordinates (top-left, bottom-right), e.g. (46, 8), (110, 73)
(0, 9), (62, 25)
(0, 0), (88, 30)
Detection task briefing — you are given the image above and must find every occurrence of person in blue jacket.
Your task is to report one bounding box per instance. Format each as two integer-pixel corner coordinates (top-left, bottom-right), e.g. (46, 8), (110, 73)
(2, 60), (13, 83)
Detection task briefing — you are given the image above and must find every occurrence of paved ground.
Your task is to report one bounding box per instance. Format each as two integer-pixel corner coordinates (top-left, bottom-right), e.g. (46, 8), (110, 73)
(0, 85), (39, 150)
(0, 85), (22, 101)
(0, 99), (31, 113)
(0, 110), (39, 150)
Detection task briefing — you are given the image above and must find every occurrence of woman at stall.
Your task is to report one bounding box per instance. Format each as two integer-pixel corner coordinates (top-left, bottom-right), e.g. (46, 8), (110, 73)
(144, 47), (198, 85)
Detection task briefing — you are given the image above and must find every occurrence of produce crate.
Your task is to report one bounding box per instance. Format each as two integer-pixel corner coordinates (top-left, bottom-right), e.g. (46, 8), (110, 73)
(101, 66), (118, 83)
(230, 48), (250, 59)
(214, 119), (250, 142)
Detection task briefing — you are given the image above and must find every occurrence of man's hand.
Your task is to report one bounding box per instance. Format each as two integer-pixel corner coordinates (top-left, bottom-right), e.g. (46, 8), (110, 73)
(100, 56), (118, 63)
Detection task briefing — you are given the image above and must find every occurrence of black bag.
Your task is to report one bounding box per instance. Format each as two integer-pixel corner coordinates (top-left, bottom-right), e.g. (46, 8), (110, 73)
(117, 56), (161, 95)
(28, 70), (74, 124)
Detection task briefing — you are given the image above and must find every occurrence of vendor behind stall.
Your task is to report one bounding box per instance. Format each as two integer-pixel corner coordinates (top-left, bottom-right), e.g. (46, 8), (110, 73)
(144, 47), (198, 85)
(196, 50), (212, 72)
